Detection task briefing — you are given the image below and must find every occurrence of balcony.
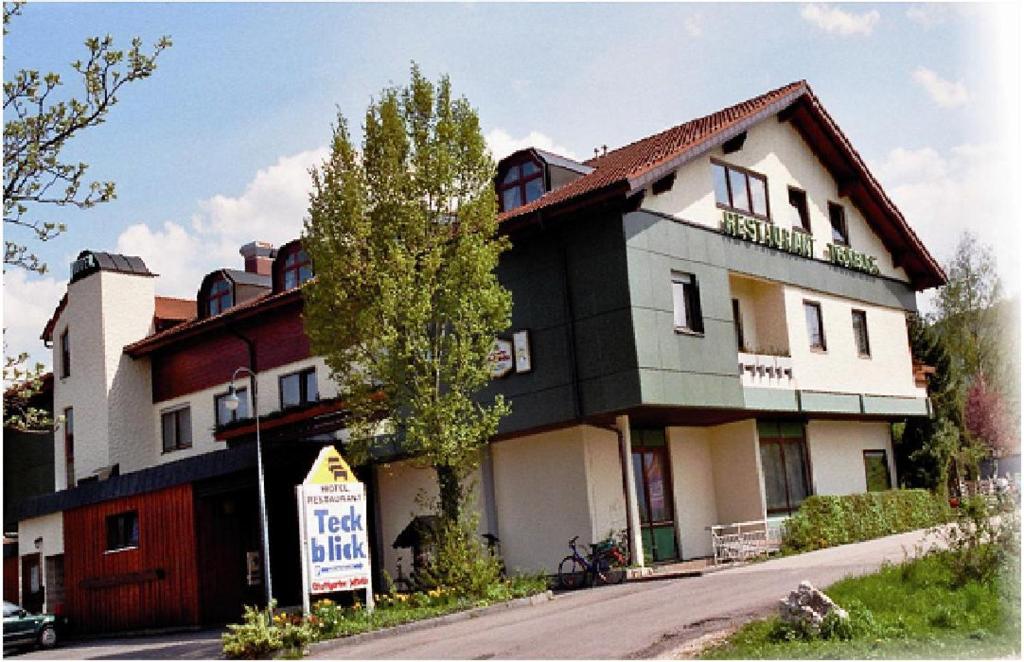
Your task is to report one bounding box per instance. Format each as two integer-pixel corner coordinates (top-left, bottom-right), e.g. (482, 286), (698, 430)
(738, 351), (795, 389)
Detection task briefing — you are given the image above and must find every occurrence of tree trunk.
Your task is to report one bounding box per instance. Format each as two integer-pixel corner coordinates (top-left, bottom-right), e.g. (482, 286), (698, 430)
(435, 464), (462, 523)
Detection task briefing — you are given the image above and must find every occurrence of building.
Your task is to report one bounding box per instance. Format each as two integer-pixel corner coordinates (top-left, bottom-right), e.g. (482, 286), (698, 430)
(15, 80), (943, 633)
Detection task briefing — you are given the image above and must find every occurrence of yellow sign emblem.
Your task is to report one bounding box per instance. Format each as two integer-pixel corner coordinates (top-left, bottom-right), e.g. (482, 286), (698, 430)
(303, 446), (357, 485)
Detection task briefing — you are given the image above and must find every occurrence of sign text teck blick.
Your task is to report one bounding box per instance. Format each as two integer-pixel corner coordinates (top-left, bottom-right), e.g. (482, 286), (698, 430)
(296, 446), (373, 613)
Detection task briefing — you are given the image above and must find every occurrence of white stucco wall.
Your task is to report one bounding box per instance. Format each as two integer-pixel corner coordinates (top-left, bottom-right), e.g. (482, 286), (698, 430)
(16, 513), (64, 611)
(729, 275), (789, 355)
(784, 286), (923, 398)
(667, 426), (717, 559)
(641, 116), (910, 283)
(582, 426), (628, 543)
(806, 420), (896, 495)
(710, 420), (765, 523)
(150, 356), (339, 466)
(492, 426), (593, 575)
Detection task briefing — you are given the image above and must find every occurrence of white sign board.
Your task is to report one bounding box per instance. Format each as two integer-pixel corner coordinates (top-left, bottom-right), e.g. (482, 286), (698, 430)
(297, 446), (373, 613)
(513, 330), (532, 374)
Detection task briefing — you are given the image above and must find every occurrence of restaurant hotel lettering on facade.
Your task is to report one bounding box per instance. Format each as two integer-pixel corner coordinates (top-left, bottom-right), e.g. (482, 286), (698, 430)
(15, 81), (945, 634)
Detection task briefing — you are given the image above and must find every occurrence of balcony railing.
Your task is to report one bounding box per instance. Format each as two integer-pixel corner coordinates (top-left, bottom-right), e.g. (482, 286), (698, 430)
(738, 352), (795, 389)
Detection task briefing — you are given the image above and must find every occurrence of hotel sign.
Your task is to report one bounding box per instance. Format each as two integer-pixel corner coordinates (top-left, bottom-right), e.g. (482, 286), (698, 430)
(296, 446), (373, 613)
(721, 211), (879, 276)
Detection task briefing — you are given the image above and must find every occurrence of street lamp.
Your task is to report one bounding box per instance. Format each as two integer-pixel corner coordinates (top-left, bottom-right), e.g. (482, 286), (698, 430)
(225, 367), (273, 606)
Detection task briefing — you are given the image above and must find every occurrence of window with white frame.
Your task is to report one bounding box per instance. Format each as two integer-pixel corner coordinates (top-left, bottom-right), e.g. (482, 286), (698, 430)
(161, 406), (192, 452)
(671, 272), (704, 333)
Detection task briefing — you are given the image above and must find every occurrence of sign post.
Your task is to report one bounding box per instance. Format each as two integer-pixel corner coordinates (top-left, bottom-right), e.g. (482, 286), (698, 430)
(296, 446), (374, 613)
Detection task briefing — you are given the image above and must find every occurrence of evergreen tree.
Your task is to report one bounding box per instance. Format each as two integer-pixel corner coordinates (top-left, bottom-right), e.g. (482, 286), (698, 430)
(303, 65), (511, 524)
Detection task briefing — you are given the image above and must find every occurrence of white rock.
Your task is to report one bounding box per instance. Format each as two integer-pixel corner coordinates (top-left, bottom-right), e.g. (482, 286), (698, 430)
(778, 580), (848, 633)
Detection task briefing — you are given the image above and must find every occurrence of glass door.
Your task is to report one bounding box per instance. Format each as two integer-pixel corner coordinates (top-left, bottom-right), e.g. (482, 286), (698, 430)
(631, 429), (678, 563)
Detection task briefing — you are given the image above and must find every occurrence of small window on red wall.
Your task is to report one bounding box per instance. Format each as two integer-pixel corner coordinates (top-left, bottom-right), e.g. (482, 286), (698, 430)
(498, 158), (545, 212)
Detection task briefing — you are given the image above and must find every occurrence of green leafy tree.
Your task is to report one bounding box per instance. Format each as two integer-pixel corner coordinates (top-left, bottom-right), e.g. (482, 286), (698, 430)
(2, 2), (170, 428)
(303, 65), (511, 524)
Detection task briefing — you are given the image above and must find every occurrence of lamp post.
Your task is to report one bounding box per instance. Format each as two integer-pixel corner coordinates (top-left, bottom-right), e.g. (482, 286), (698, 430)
(224, 367), (273, 606)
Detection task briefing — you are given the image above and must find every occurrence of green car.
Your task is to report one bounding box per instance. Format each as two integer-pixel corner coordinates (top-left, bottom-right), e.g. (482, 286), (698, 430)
(2, 601), (58, 650)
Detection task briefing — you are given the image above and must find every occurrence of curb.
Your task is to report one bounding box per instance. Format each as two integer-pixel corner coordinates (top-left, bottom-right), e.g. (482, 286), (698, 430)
(306, 591), (553, 654)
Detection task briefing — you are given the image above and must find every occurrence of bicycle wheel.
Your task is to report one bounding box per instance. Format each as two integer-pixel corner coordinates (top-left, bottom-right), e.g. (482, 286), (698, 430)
(558, 555), (588, 590)
(595, 552), (627, 585)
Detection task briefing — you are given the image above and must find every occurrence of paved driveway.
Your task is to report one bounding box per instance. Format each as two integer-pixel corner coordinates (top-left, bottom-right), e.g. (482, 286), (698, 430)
(11, 527), (942, 660)
(311, 528), (943, 659)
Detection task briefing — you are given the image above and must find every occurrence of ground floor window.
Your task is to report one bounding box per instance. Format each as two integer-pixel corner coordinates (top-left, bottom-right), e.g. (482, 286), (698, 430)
(106, 511), (140, 551)
(758, 421), (811, 515)
(863, 449), (892, 491)
(631, 428), (678, 563)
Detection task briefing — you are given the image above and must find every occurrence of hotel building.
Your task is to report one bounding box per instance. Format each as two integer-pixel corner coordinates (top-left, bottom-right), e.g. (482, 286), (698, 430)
(14, 81), (943, 632)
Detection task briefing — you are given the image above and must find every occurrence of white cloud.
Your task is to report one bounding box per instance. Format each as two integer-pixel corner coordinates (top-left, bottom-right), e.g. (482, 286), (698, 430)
(683, 14), (703, 38)
(3, 270), (66, 371)
(115, 147), (329, 298)
(912, 67), (970, 108)
(906, 5), (948, 28)
(869, 143), (1019, 299)
(485, 129), (579, 162)
(800, 4), (880, 36)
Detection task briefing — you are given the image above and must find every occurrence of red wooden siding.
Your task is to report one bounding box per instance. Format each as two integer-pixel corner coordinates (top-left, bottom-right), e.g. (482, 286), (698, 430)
(150, 302), (310, 403)
(63, 484), (199, 633)
(4, 554), (19, 603)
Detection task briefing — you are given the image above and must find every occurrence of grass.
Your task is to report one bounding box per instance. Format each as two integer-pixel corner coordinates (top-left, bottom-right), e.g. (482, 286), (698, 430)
(702, 550), (1020, 659)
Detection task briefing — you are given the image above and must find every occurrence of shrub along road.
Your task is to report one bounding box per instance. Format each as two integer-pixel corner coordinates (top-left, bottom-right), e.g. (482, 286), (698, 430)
(309, 528), (946, 659)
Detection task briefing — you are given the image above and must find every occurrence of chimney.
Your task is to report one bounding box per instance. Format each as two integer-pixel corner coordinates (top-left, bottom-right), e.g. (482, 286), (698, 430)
(239, 241), (275, 276)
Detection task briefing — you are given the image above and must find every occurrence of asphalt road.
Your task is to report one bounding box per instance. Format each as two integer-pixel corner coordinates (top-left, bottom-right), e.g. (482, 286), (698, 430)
(11, 527), (942, 660)
(310, 528), (943, 659)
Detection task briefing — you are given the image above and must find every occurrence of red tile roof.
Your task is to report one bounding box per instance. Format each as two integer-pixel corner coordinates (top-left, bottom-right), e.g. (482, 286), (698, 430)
(154, 296), (196, 322)
(497, 80), (945, 289)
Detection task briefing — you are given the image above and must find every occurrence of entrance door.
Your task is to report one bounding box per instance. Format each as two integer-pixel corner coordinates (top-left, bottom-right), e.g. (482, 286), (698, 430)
(20, 554), (43, 614)
(631, 429), (678, 563)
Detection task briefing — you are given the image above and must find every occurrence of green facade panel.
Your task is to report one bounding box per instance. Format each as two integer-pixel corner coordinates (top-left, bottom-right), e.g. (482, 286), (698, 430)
(861, 395), (930, 416)
(799, 391), (862, 414)
(744, 388), (801, 411)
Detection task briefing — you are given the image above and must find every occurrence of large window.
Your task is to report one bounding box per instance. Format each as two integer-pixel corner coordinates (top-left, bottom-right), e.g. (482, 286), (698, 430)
(803, 300), (826, 351)
(851, 309), (871, 357)
(497, 159), (544, 212)
(105, 511), (139, 552)
(671, 272), (704, 334)
(758, 421), (811, 515)
(863, 450), (892, 492)
(282, 249), (313, 290)
(64, 407), (74, 488)
(161, 406), (192, 453)
(828, 202), (849, 245)
(712, 160), (769, 219)
(788, 187), (811, 232)
(280, 368), (318, 409)
(60, 328), (70, 378)
(215, 387), (249, 427)
(207, 278), (233, 317)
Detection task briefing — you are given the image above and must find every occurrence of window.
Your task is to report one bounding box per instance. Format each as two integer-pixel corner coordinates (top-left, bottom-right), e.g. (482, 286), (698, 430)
(803, 301), (826, 351)
(105, 511), (139, 551)
(828, 202), (848, 245)
(788, 187), (811, 232)
(863, 450), (892, 491)
(732, 298), (746, 351)
(851, 309), (871, 357)
(59, 328), (70, 378)
(161, 407), (192, 452)
(758, 421), (811, 515)
(497, 159), (544, 212)
(206, 278), (233, 317)
(64, 408), (74, 488)
(671, 272), (704, 333)
(712, 161), (769, 219)
(282, 249), (313, 290)
(280, 368), (318, 409)
(215, 387), (249, 427)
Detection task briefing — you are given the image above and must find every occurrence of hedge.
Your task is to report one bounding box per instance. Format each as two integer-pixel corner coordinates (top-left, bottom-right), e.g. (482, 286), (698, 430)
(781, 489), (952, 554)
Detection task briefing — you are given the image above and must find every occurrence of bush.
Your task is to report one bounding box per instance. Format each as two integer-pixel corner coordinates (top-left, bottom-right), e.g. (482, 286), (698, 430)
(222, 603), (284, 659)
(782, 489), (951, 553)
(415, 516), (503, 600)
(941, 494), (1020, 586)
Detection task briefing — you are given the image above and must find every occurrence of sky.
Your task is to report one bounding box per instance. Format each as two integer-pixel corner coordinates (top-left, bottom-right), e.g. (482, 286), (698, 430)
(3, 1), (1021, 370)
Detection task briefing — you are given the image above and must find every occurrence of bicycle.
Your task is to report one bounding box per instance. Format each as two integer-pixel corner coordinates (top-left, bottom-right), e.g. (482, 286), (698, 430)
(558, 534), (628, 589)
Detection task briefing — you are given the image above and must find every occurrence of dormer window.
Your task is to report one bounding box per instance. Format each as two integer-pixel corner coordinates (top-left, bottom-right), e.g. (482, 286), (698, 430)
(282, 249), (313, 290)
(498, 158), (544, 212)
(207, 278), (233, 317)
